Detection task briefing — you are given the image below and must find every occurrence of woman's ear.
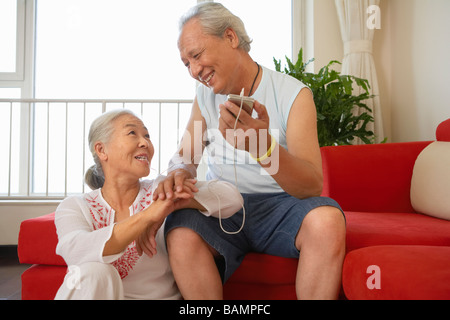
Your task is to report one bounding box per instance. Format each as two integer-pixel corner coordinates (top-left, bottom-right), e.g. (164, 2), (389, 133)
(94, 142), (108, 162)
(224, 28), (239, 49)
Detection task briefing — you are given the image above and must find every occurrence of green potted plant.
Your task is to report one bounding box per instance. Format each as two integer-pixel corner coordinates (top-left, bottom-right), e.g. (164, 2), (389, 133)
(274, 48), (376, 147)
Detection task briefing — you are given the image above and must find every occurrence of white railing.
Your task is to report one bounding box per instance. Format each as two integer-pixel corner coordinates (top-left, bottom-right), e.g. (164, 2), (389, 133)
(0, 98), (194, 201)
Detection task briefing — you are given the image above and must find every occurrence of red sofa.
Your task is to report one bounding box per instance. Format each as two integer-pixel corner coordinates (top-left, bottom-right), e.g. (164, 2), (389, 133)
(18, 120), (450, 300)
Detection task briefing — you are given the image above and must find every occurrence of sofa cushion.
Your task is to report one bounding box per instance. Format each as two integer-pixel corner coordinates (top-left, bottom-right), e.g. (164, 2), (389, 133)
(345, 211), (450, 252)
(411, 141), (450, 220)
(343, 245), (450, 300)
(224, 253), (298, 300)
(18, 213), (66, 266)
(21, 265), (67, 300)
(227, 253), (298, 284)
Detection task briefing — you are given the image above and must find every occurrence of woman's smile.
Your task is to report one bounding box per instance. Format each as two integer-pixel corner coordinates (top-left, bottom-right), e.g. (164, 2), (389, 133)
(135, 153), (150, 164)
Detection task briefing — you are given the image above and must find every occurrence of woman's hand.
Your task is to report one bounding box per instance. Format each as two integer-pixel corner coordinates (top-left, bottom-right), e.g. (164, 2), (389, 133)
(152, 170), (198, 201)
(218, 100), (271, 157)
(137, 178), (198, 257)
(136, 197), (187, 257)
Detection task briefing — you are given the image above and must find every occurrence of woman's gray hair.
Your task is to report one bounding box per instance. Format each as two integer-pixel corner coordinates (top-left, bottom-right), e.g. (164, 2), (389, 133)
(85, 109), (138, 190)
(180, 2), (252, 53)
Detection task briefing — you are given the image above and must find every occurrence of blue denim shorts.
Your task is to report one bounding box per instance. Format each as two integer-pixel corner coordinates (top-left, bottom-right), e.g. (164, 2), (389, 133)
(164, 193), (343, 282)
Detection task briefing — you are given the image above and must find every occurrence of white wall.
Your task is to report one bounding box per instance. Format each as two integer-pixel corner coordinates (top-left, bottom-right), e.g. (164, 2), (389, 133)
(313, 0), (343, 73)
(0, 202), (59, 245)
(387, 0), (450, 142)
(309, 0), (450, 143)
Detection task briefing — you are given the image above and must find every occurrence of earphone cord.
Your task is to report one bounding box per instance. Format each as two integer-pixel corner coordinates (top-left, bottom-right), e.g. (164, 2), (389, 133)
(208, 88), (246, 235)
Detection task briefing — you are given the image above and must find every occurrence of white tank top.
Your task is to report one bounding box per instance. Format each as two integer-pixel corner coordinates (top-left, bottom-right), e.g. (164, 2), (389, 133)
(197, 65), (309, 194)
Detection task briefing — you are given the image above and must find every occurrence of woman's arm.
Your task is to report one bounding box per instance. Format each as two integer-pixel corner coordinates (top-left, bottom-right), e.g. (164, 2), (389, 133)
(105, 189), (197, 258)
(55, 196), (123, 266)
(137, 180), (243, 257)
(55, 192), (201, 265)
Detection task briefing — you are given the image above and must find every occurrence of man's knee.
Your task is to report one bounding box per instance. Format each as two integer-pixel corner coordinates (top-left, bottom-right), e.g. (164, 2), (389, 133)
(167, 227), (199, 251)
(296, 206), (346, 251)
(167, 227), (218, 257)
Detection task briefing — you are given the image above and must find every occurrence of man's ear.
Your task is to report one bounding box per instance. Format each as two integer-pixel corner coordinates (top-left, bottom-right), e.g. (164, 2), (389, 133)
(94, 142), (108, 162)
(224, 28), (240, 49)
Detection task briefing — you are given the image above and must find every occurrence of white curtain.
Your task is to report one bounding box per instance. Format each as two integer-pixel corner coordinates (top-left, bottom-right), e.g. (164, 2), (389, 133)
(335, 0), (385, 143)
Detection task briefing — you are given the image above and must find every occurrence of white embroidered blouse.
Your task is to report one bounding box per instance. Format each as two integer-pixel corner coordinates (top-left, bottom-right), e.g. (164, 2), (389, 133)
(54, 179), (242, 300)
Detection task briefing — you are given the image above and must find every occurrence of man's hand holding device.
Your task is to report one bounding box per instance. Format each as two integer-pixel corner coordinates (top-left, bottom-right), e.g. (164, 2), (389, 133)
(227, 94), (254, 116)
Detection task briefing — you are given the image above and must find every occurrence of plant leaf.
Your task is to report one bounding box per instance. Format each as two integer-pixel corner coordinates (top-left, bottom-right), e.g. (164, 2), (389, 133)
(274, 48), (379, 147)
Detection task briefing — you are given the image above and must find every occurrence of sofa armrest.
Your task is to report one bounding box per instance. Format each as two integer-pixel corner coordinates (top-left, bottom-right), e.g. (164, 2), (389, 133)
(321, 141), (432, 213)
(18, 213), (66, 266)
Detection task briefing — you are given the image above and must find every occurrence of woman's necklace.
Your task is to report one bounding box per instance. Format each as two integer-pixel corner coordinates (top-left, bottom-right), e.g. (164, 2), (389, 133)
(248, 62), (260, 96)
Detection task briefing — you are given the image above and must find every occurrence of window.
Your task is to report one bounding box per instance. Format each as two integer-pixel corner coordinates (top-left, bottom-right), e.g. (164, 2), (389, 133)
(34, 0), (197, 100)
(0, 0), (18, 73)
(1, 0), (302, 199)
(32, 0), (199, 196)
(34, 0), (294, 100)
(0, 0), (25, 81)
(217, 0), (293, 68)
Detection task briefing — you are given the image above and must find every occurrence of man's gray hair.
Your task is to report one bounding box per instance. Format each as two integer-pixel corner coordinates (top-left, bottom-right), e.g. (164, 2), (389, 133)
(180, 2), (252, 53)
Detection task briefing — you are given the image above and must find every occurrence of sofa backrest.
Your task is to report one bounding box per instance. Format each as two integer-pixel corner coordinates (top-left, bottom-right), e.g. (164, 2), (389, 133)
(321, 141), (432, 213)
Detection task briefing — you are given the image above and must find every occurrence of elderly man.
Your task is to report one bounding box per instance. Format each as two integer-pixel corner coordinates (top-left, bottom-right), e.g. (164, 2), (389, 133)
(156, 2), (346, 300)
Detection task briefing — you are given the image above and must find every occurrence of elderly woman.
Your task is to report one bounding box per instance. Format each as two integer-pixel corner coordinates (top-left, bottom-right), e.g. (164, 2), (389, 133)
(157, 3), (346, 300)
(54, 109), (242, 300)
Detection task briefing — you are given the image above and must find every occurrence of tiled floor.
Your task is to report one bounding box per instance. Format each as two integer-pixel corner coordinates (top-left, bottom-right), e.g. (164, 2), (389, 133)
(0, 246), (31, 300)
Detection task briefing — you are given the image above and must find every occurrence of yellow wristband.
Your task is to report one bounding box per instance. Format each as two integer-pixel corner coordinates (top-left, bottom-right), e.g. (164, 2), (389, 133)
(250, 136), (277, 162)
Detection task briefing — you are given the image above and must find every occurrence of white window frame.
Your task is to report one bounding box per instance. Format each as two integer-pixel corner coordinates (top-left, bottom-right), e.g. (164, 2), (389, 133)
(0, 0), (35, 97)
(292, 0), (307, 61)
(0, 0), (35, 198)
(0, 0), (26, 82)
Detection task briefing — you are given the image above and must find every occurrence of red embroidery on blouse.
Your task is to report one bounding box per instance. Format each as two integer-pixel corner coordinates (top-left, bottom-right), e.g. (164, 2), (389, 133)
(133, 184), (153, 214)
(85, 183), (153, 279)
(86, 194), (112, 230)
(112, 242), (140, 279)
